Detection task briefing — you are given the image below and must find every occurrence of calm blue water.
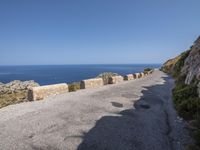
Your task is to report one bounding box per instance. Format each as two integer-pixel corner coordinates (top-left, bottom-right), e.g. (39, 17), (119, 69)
(0, 64), (161, 85)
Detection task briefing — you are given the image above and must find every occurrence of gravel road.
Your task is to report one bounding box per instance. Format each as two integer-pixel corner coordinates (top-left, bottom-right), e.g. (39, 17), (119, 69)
(0, 70), (192, 150)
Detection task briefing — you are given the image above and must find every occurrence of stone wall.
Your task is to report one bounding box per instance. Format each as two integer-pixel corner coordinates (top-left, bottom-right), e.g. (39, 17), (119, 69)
(139, 72), (145, 78)
(124, 74), (134, 81)
(133, 73), (140, 79)
(108, 76), (124, 84)
(28, 83), (69, 101)
(80, 78), (104, 89)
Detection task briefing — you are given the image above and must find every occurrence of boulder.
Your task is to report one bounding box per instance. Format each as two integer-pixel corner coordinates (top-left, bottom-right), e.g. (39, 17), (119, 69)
(108, 76), (124, 84)
(80, 78), (103, 89)
(124, 74), (134, 81)
(28, 83), (68, 101)
(0, 80), (39, 94)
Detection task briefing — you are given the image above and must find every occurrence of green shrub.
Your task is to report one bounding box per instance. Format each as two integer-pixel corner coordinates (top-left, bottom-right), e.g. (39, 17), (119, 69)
(144, 68), (152, 72)
(193, 129), (200, 146)
(177, 97), (200, 120)
(173, 50), (190, 78)
(173, 84), (198, 107)
(68, 82), (80, 92)
(0, 92), (26, 108)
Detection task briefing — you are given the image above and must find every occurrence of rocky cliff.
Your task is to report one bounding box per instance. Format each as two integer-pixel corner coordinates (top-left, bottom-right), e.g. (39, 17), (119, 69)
(162, 36), (200, 97)
(162, 36), (200, 149)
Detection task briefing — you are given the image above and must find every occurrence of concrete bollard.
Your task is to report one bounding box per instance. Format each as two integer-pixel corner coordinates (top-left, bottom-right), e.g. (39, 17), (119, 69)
(124, 74), (134, 81)
(108, 76), (124, 84)
(133, 73), (140, 79)
(28, 83), (69, 101)
(80, 78), (104, 89)
(139, 72), (145, 78)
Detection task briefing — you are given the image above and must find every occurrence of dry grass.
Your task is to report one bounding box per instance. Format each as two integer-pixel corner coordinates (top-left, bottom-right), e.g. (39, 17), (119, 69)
(0, 92), (27, 109)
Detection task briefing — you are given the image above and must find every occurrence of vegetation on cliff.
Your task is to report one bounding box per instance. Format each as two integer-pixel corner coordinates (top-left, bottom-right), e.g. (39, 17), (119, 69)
(161, 55), (181, 74)
(0, 80), (39, 108)
(162, 37), (200, 149)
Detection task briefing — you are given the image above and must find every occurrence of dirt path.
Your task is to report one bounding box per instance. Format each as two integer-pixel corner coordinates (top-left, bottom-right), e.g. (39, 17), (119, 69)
(0, 71), (191, 150)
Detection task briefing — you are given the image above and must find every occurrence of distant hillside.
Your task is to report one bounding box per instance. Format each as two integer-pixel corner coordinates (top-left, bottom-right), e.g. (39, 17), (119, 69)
(161, 55), (181, 74)
(161, 36), (200, 149)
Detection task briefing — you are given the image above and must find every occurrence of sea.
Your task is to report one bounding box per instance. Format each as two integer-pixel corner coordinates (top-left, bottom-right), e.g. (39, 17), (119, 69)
(0, 64), (161, 85)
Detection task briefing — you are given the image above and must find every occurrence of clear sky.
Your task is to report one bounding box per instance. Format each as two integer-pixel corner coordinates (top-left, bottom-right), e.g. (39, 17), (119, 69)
(0, 0), (200, 65)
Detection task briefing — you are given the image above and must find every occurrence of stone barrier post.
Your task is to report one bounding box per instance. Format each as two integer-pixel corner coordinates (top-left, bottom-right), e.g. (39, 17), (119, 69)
(80, 78), (104, 89)
(28, 83), (69, 101)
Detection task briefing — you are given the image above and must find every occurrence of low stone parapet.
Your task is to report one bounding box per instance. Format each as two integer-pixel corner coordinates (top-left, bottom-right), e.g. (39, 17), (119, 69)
(80, 78), (103, 89)
(124, 74), (134, 81)
(133, 73), (140, 79)
(139, 72), (145, 78)
(108, 76), (124, 84)
(28, 83), (69, 101)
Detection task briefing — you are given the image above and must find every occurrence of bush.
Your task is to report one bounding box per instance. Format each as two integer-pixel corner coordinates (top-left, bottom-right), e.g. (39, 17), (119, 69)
(173, 50), (190, 78)
(68, 82), (80, 92)
(177, 97), (200, 120)
(144, 68), (152, 72)
(173, 84), (198, 108)
(97, 72), (119, 85)
(0, 92), (26, 108)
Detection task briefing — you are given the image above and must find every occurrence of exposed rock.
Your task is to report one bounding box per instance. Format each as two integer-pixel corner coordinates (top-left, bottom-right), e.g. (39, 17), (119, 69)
(0, 80), (39, 94)
(108, 76), (124, 84)
(182, 37), (200, 84)
(162, 36), (200, 98)
(80, 78), (103, 89)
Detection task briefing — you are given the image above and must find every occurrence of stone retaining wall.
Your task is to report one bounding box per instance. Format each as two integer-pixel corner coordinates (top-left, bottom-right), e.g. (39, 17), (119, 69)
(108, 76), (124, 84)
(28, 83), (69, 101)
(124, 74), (134, 81)
(26, 70), (154, 101)
(80, 78), (104, 89)
(133, 73), (140, 79)
(139, 73), (145, 78)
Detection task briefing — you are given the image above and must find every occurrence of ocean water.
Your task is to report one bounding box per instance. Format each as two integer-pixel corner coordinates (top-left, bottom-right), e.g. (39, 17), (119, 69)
(0, 64), (161, 85)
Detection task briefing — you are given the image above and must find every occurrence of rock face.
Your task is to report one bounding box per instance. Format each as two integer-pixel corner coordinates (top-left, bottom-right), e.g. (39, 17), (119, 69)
(28, 83), (69, 101)
(181, 37), (200, 84)
(108, 76), (124, 84)
(198, 83), (200, 97)
(80, 78), (104, 89)
(0, 80), (39, 94)
(162, 36), (200, 97)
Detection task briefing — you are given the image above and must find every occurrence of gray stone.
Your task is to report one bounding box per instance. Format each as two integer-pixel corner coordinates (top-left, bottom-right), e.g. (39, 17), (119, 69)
(124, 74), (134, 81)
(80, 78), (104, 89)
(28, 83), (69, 101)
(108, 76), (124, 84)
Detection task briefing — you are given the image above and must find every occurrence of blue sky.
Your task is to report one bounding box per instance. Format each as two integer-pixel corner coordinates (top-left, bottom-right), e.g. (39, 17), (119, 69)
(0, 0), (200, 65)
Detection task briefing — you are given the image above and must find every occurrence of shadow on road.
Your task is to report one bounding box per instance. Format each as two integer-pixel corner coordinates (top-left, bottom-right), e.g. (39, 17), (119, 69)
(77, 76), (176, 150)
